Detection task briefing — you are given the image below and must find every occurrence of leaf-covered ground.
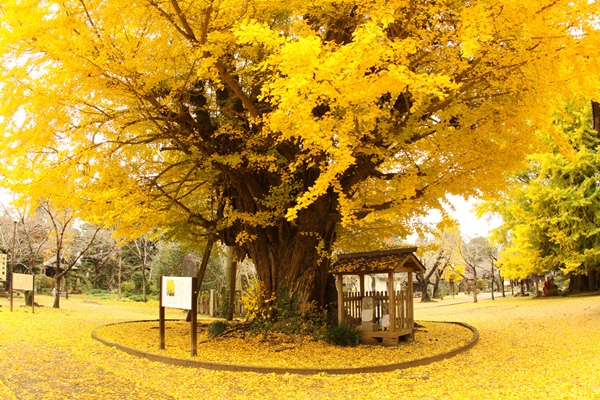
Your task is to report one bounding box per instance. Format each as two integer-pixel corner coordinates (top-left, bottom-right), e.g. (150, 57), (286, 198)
(1, 293), (599, 399)
(94, 319), (471, 369)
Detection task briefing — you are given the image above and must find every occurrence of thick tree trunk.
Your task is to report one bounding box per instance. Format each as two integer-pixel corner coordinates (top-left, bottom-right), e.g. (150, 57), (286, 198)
(569, 274), (587, 293)
(432, 273), (442, 299)
(416, 272), (432, 302)
(588, 268), (599, 291)
(225, 246), (237, 321)
(568, 270), (600, 293)
(592, 101), (600, 136)
(25, 291), (33, 306)
(239, 195), (337, 313)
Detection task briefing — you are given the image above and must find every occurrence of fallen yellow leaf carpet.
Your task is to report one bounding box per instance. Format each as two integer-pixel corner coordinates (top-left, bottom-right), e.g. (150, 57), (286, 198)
(0, 293), (599, 399)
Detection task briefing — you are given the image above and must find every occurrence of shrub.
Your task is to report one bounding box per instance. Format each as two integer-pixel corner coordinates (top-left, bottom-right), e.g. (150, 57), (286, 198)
(241, 277), (277, 323)
(121, 280), (136, 295)
(35, 275), (54, 293)
(208, 321), (228, 338)
(324, 322), (360, 347)
(241, 280), (332, 340)
(131, 271), (154, 295)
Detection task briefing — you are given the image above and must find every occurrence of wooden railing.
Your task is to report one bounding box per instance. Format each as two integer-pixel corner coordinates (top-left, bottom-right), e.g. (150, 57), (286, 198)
(197, 289), (246, 317)
(342, 290), (413, 332)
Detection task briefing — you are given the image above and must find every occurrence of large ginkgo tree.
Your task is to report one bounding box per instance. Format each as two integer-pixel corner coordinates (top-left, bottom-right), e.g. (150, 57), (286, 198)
(1, 0), (599, 311)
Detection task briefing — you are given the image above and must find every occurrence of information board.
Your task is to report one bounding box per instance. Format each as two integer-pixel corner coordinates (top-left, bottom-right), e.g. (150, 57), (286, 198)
(159, 276), (198, 356)
(12, 273), (34, 291)
(161, 276), (193, 310)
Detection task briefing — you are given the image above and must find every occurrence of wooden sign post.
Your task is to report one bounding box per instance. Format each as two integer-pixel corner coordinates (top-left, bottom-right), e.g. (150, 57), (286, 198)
(159, 276), (199, 356)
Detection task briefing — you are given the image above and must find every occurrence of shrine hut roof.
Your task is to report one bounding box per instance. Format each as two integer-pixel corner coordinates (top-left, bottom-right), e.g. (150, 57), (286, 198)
(330, 248), (425, 275)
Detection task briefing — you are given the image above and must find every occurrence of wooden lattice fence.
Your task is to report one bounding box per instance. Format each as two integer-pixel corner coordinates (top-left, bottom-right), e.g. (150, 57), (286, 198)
(197, 289), (246, 317)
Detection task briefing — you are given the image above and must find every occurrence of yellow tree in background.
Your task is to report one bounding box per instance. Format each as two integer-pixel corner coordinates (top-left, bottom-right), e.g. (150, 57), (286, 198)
(1, 0), (599, 311)
(484, 101), (600, 292)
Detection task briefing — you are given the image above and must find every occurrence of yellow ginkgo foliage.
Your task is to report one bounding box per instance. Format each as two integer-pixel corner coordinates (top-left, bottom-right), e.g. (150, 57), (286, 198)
(1, 0), (599, 312)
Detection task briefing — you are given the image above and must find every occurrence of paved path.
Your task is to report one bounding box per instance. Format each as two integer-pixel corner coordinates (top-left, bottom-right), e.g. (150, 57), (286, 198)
(413, 291), (503, 309)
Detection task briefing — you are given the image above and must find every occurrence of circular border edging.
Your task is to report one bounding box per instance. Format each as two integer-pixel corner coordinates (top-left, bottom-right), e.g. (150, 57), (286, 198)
(92, 320), (479, 375)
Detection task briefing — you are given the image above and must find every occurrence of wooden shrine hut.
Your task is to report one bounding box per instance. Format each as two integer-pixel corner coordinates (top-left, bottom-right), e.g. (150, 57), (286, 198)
(330, 247), (426, 345)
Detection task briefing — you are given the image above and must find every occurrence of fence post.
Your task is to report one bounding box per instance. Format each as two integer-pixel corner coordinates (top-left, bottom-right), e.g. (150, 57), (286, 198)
(209, 289), (215, 316)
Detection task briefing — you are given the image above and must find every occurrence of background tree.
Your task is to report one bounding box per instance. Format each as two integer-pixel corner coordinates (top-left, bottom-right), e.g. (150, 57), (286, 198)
(122, 236), (156, 302)
(1, 0), (600, 313)
(150, 239), (226, 292)
(80, 229), (120, 292)
(450, 236), (493, 303)
(0, 208), (51, 303)
(416, 249), (449, 302)
(485, 101), (600, 292)
(1, 210), (50, 272)
(442, 265), (463, 298)
(40, 201), (100, 308)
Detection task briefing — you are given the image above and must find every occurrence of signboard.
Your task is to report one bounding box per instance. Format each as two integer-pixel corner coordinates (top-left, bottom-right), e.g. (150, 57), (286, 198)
(12, 273), (34, 290)
(161, 276), (193, 310)
(10, 272), (35, 313)
(0, 253), (6, 281)
(159, 276), (198, 356)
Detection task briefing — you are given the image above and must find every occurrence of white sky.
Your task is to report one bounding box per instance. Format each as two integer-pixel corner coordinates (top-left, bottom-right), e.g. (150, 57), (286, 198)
(0, 188), (14, 207)
(444, 194), (501, 238)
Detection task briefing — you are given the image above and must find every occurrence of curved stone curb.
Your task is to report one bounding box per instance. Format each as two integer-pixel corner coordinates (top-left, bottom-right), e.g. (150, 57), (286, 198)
(92, 320), (479, 375)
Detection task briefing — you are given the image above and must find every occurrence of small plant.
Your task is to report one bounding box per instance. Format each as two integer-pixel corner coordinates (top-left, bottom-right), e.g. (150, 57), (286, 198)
(323, 322), (360, 347)
(35, 275), (54, 293)
(241, 277), (276, 322)
(121, 281), (136, 296)
(207, 321), (228, 338)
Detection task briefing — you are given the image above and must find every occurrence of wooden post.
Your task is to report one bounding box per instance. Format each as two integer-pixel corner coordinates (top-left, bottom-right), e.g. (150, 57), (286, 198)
(159, 277), (165, 350)
(191, 277), (198, 356)
(10, 220), (16, 312)
(336, 274), (344, 324)
(31, 275), (35, 314)
(359, 274), (365, 296)
(388, 271), (396, 332)
(407, 271), (414, 329)
(399, 289), (405, 329)
(9, 272), (13, 312)
(209, 289), (215, 316)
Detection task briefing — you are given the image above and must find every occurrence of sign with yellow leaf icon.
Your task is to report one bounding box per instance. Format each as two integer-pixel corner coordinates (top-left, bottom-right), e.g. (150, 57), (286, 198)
(160, 276), (193, 310)
(160, 276), (199, 356)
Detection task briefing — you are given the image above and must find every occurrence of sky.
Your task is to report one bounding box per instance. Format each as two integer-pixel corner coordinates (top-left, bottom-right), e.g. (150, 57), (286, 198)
(444, 194), (502, 238)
